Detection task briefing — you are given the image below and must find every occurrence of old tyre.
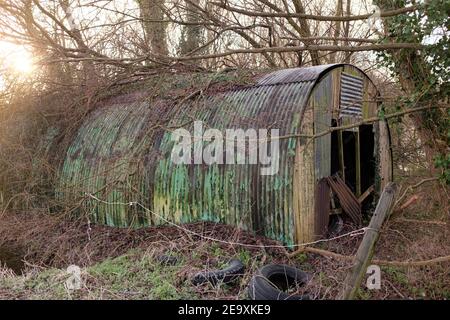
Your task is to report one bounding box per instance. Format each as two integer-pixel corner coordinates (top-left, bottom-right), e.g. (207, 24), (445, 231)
(192, 259), (245, 286)
(248, 264), (310, 300)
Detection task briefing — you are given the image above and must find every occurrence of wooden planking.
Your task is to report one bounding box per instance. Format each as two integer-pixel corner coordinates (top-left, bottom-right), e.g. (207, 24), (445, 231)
(367, 84), (378, 118)
(378, 120), (393, 189)
(340, 182), (397, 299)
(362, 74), (379, 119)
(294, 107), (315, 243)
(314, 178), (331, 237)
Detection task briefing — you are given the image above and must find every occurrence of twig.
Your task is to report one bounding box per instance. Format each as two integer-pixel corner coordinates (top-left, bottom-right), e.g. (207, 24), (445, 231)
(393, 218), (447, 226)
(288, 246), (450, 267)
(394, 177), (439, 210)
(397, 194), (420, 211)
(86, 193), (368, 249)
(212, 2), (422, 22)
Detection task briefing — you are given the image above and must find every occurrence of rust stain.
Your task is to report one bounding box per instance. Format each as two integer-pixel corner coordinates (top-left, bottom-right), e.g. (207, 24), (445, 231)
(326, 175), (361, 225)
(57, 64), (383, 245)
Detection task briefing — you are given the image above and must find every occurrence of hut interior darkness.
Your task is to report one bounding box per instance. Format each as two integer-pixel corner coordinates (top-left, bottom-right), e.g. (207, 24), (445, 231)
(58, 64), (392, 246)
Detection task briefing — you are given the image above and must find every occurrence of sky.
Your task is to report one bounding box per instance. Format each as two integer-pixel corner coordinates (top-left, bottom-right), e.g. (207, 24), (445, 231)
(0, 0), (443, 89)
(0, 41), (35, 75)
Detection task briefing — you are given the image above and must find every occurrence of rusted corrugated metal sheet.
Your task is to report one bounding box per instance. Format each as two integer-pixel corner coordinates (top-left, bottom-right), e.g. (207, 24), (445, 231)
(58, 100), (174, 227)
(340, 72), (364, 118)
(256, 64), (336, 85)
(58, 71), (322, 245)
(150, 81), (315, 244)
(58, 64), (381, 245)
(326, 175), (361, 225)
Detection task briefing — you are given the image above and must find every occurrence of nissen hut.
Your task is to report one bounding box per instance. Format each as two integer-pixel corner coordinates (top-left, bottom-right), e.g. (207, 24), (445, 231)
(59, 63), (392, 246)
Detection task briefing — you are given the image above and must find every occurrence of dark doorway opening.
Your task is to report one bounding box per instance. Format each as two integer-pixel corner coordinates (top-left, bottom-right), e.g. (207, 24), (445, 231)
(330, 122), (376, 205)
(319, 121), (377, 236)
(342, 130), (357, 193)
(330, 120), (340, 176)
(359, 124), (375, 192)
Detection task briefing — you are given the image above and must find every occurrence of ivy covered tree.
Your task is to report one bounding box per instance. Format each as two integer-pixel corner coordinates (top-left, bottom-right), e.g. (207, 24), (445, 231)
(375, 0), (449, 183)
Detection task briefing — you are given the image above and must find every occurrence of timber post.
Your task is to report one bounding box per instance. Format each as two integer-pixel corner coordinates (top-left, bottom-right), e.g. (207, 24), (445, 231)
(339, 182), (397, 299)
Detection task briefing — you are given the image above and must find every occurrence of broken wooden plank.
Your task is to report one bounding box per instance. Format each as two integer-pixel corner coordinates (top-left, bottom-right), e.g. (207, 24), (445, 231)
(358, 184), (374, 203)
(339, 182), (397, 300)
(378, 120), (392, 189)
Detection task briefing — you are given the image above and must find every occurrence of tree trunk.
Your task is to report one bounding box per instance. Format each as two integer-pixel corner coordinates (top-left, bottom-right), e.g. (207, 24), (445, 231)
(374, 0), (445, 173)
(292, 0), (320, 65)
(179, 0), (203, 55)
(343, 0), (352, 63)
(60, 0), (97, 92)
(329, 0), (343, 63)
(139, 0), (168, 56)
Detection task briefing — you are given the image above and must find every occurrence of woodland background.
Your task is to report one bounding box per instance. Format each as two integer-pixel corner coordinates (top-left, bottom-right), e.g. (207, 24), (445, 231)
(0, 0), (448, 300)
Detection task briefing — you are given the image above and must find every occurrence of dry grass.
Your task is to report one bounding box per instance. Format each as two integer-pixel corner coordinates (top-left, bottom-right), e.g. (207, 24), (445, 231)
(1, 174), (447, 300)
(0, 111), (448, 300)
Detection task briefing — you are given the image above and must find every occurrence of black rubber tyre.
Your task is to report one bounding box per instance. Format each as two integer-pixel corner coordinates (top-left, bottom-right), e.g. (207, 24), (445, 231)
(248, 264), (310, 300)
(192, 259), (245, 286)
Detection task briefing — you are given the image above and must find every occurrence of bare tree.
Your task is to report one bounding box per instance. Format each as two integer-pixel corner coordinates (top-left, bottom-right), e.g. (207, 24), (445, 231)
(138, 0), (168, 56)
(179, 0), (203, 55)
(59, 0), (97, 89)
(329, 0), (343, 63)
(0, 0), (431, 80)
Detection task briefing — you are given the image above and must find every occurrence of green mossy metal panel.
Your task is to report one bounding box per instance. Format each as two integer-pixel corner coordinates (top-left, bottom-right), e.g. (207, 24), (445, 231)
(150, 82), (314, 245)
(312, 73), (333, 181)
(58, 64), (381, 246)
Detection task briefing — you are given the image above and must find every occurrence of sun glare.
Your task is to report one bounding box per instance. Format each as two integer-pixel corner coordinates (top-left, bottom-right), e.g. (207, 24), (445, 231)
(0, 42), (35, 75)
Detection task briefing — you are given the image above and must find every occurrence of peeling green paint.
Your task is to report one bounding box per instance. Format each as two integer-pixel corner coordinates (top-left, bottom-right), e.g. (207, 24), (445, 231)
(57, 64), (382, 246)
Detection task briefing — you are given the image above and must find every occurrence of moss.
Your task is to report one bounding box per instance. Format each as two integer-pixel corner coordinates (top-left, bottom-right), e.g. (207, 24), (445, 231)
(382, 266), (409, 285)
(0, 249), (198, 300)
(317, 271), (332, 287)
(210, 243), (226, 260)
(0, 268), (71, 300)
(295, 253), (308, 264)
(237, 249), (251, 266)
(89, 253), (135, 281)
(356, 288), (372, 300)
(86, 250), (197, 299)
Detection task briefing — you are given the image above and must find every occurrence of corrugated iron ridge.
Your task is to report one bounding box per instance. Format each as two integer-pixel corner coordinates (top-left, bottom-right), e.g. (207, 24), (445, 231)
(59, 100), (167, 227)
(58, 79), (317, 244)
(255, 63), (340, 86)
(340, 72), (364, 117)
(59, 64), (379, 244)
(149, 79), (316, 245)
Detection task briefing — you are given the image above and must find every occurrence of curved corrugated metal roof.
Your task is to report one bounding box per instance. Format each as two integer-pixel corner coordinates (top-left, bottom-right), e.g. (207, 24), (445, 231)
(256, 64), (338, 85)
(58, 63), (369, 245)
